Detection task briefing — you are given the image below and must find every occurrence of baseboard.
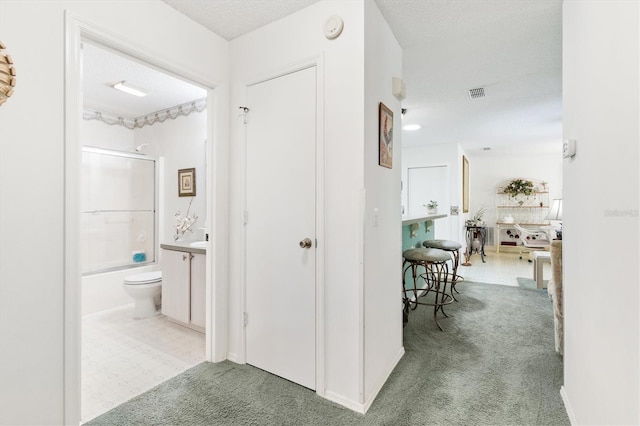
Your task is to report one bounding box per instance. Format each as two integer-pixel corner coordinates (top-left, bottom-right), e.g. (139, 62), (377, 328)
(363, 346), (405, 413)
(323, 346), (405, 414)
(324, 390), (366, 414)
(406, 282), (429, 302)
(226, 352), (240, 363)
(560, 386), (577, 425)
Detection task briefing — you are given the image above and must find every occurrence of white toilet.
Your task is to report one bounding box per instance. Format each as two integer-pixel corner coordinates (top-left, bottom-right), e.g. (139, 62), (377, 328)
(123, 271), (162, 319)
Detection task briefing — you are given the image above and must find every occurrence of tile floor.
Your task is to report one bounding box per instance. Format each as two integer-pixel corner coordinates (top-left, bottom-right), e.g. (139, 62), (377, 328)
(82, 306), (205, 423)
(81, 250), (547, 423)
(459, 248), (551, 286)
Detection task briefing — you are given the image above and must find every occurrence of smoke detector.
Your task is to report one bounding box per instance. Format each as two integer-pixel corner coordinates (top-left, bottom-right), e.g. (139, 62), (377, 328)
(468, 87), (485, 99)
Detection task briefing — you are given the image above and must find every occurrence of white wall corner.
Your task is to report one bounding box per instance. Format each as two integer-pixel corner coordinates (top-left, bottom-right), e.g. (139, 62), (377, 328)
(560, 386), (577, 425)
(363, 347), (405, 413)
(226, 352), (241, 364)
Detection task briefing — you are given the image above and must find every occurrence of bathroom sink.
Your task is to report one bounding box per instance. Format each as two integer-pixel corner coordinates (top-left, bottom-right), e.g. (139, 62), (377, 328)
(190, 241), (207, 248)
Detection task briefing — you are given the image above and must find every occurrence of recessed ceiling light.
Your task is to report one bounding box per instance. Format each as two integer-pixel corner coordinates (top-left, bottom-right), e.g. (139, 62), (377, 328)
(112, 81), (148, 97)
(403, 124), (421, 131)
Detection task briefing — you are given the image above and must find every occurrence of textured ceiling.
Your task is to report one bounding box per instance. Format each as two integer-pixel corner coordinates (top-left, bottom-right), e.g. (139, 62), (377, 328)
(162, 0), (321, 40)
(83, 0), (562, 154)
(374, 0), (563, 154)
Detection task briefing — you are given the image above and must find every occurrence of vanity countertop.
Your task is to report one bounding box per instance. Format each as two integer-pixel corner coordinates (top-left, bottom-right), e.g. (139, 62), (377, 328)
(402, 213), (448, 226)
(160, 241), (206, 255)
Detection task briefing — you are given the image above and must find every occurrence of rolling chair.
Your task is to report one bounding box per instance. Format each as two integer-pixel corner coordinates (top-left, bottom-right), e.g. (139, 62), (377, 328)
(513, 224), (551, 272)
(513, 224), (551, 250)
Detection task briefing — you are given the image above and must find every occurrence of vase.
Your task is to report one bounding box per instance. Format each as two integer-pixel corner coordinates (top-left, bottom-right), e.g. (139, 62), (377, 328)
(427, 208), (437, 215)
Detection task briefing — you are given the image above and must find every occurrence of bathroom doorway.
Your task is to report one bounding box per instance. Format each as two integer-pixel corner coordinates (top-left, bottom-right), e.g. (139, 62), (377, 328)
(77, 39), (211, 422)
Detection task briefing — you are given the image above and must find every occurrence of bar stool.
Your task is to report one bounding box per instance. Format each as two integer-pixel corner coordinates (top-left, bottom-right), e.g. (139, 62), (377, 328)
(423, 239), (464, 301)
(402, 247), (454, 331)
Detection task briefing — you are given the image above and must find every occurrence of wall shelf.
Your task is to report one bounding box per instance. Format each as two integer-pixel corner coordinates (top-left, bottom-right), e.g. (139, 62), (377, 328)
(495, 178), (550, 251)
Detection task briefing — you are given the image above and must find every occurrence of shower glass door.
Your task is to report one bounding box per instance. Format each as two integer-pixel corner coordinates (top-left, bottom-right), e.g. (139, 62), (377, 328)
(81, 147), (157, 274)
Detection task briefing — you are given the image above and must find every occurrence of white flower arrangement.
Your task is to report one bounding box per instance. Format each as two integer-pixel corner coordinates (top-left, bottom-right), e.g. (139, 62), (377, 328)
(175, 198), (198, 241)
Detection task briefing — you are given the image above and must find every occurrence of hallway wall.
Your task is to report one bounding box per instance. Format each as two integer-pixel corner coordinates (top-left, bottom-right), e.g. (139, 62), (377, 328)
(0, 1), (228, 424)
(562, 1), (639, 424)
(228, 0), (403, 411)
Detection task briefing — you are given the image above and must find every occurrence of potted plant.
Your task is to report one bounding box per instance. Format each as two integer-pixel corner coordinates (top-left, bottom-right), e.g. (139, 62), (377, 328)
(503, 179), (534, 198)
(467, 204), (487, 226)
(424, 200), (438, 215)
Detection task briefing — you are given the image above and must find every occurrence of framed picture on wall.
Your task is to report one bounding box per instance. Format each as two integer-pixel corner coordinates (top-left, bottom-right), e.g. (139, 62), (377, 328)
(178, 168), (196, 197)
(462, 156), (469, 213)
(379, 102), (393, 169)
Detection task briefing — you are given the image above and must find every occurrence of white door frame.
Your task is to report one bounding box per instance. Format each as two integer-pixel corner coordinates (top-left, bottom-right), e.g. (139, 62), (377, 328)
(239, 56), (326, 396)
(63, 12), (225, 424)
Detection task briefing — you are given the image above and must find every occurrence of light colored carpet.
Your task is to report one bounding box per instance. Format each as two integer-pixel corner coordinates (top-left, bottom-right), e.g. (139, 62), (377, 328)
(517, 276), (549, 290)
(86, 282), (568, 426)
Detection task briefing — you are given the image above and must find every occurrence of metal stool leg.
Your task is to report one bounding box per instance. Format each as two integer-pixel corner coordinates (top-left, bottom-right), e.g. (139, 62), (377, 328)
(403, 248), (453, 331)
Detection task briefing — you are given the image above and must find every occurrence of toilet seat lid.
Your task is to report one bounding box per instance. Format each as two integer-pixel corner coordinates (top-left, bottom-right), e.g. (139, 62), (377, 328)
(124, 271), (162, 285)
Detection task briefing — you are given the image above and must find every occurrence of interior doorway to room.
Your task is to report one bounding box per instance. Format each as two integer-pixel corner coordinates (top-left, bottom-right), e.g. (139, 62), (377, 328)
(408, 165), (451, 240)
(76, 39), (212, 422)
(245, 66), (318, 390)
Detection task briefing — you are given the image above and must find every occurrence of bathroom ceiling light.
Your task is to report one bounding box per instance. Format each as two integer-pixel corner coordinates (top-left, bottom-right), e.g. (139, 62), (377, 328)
(112, 81), (148, 97)
(403, 124), (421, 131)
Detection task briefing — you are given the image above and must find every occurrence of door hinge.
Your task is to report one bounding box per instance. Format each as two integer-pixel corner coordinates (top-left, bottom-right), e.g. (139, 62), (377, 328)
(243, 210), (249, 225)
(243, 312), (248, 327)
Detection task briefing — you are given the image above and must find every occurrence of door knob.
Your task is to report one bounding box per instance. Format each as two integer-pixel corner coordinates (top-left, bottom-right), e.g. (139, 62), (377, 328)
(299, 238), (313, 249)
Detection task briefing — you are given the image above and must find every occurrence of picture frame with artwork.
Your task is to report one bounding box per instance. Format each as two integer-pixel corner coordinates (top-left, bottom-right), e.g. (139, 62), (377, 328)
(178, 168), (196, 197)
(379, 102), (393, 169)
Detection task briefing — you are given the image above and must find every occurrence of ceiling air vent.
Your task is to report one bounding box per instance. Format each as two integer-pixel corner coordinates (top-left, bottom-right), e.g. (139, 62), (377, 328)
(468, 87), (485, 99)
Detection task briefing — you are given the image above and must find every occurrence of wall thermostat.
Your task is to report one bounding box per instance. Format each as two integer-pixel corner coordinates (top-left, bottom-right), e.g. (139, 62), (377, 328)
(324, 15), (344, 39)
(563, 139), (576, 158)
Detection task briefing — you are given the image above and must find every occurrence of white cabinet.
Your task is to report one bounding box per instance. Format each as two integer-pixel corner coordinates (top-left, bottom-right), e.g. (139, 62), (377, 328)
(189, 253), (206, 329)
(162, 250), (190, 324)
(161, 249), (205, 332)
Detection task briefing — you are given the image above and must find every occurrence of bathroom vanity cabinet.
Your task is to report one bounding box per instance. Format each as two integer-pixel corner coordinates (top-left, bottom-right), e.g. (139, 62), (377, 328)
(160, 245), (206, 332)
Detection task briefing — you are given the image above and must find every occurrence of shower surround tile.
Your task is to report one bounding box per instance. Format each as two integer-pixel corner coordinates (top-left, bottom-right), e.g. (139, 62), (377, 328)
(82, 305), (205, 423)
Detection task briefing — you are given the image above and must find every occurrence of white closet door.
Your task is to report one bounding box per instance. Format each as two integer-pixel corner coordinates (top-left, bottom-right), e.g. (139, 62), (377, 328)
(245, 66), (317, 390)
